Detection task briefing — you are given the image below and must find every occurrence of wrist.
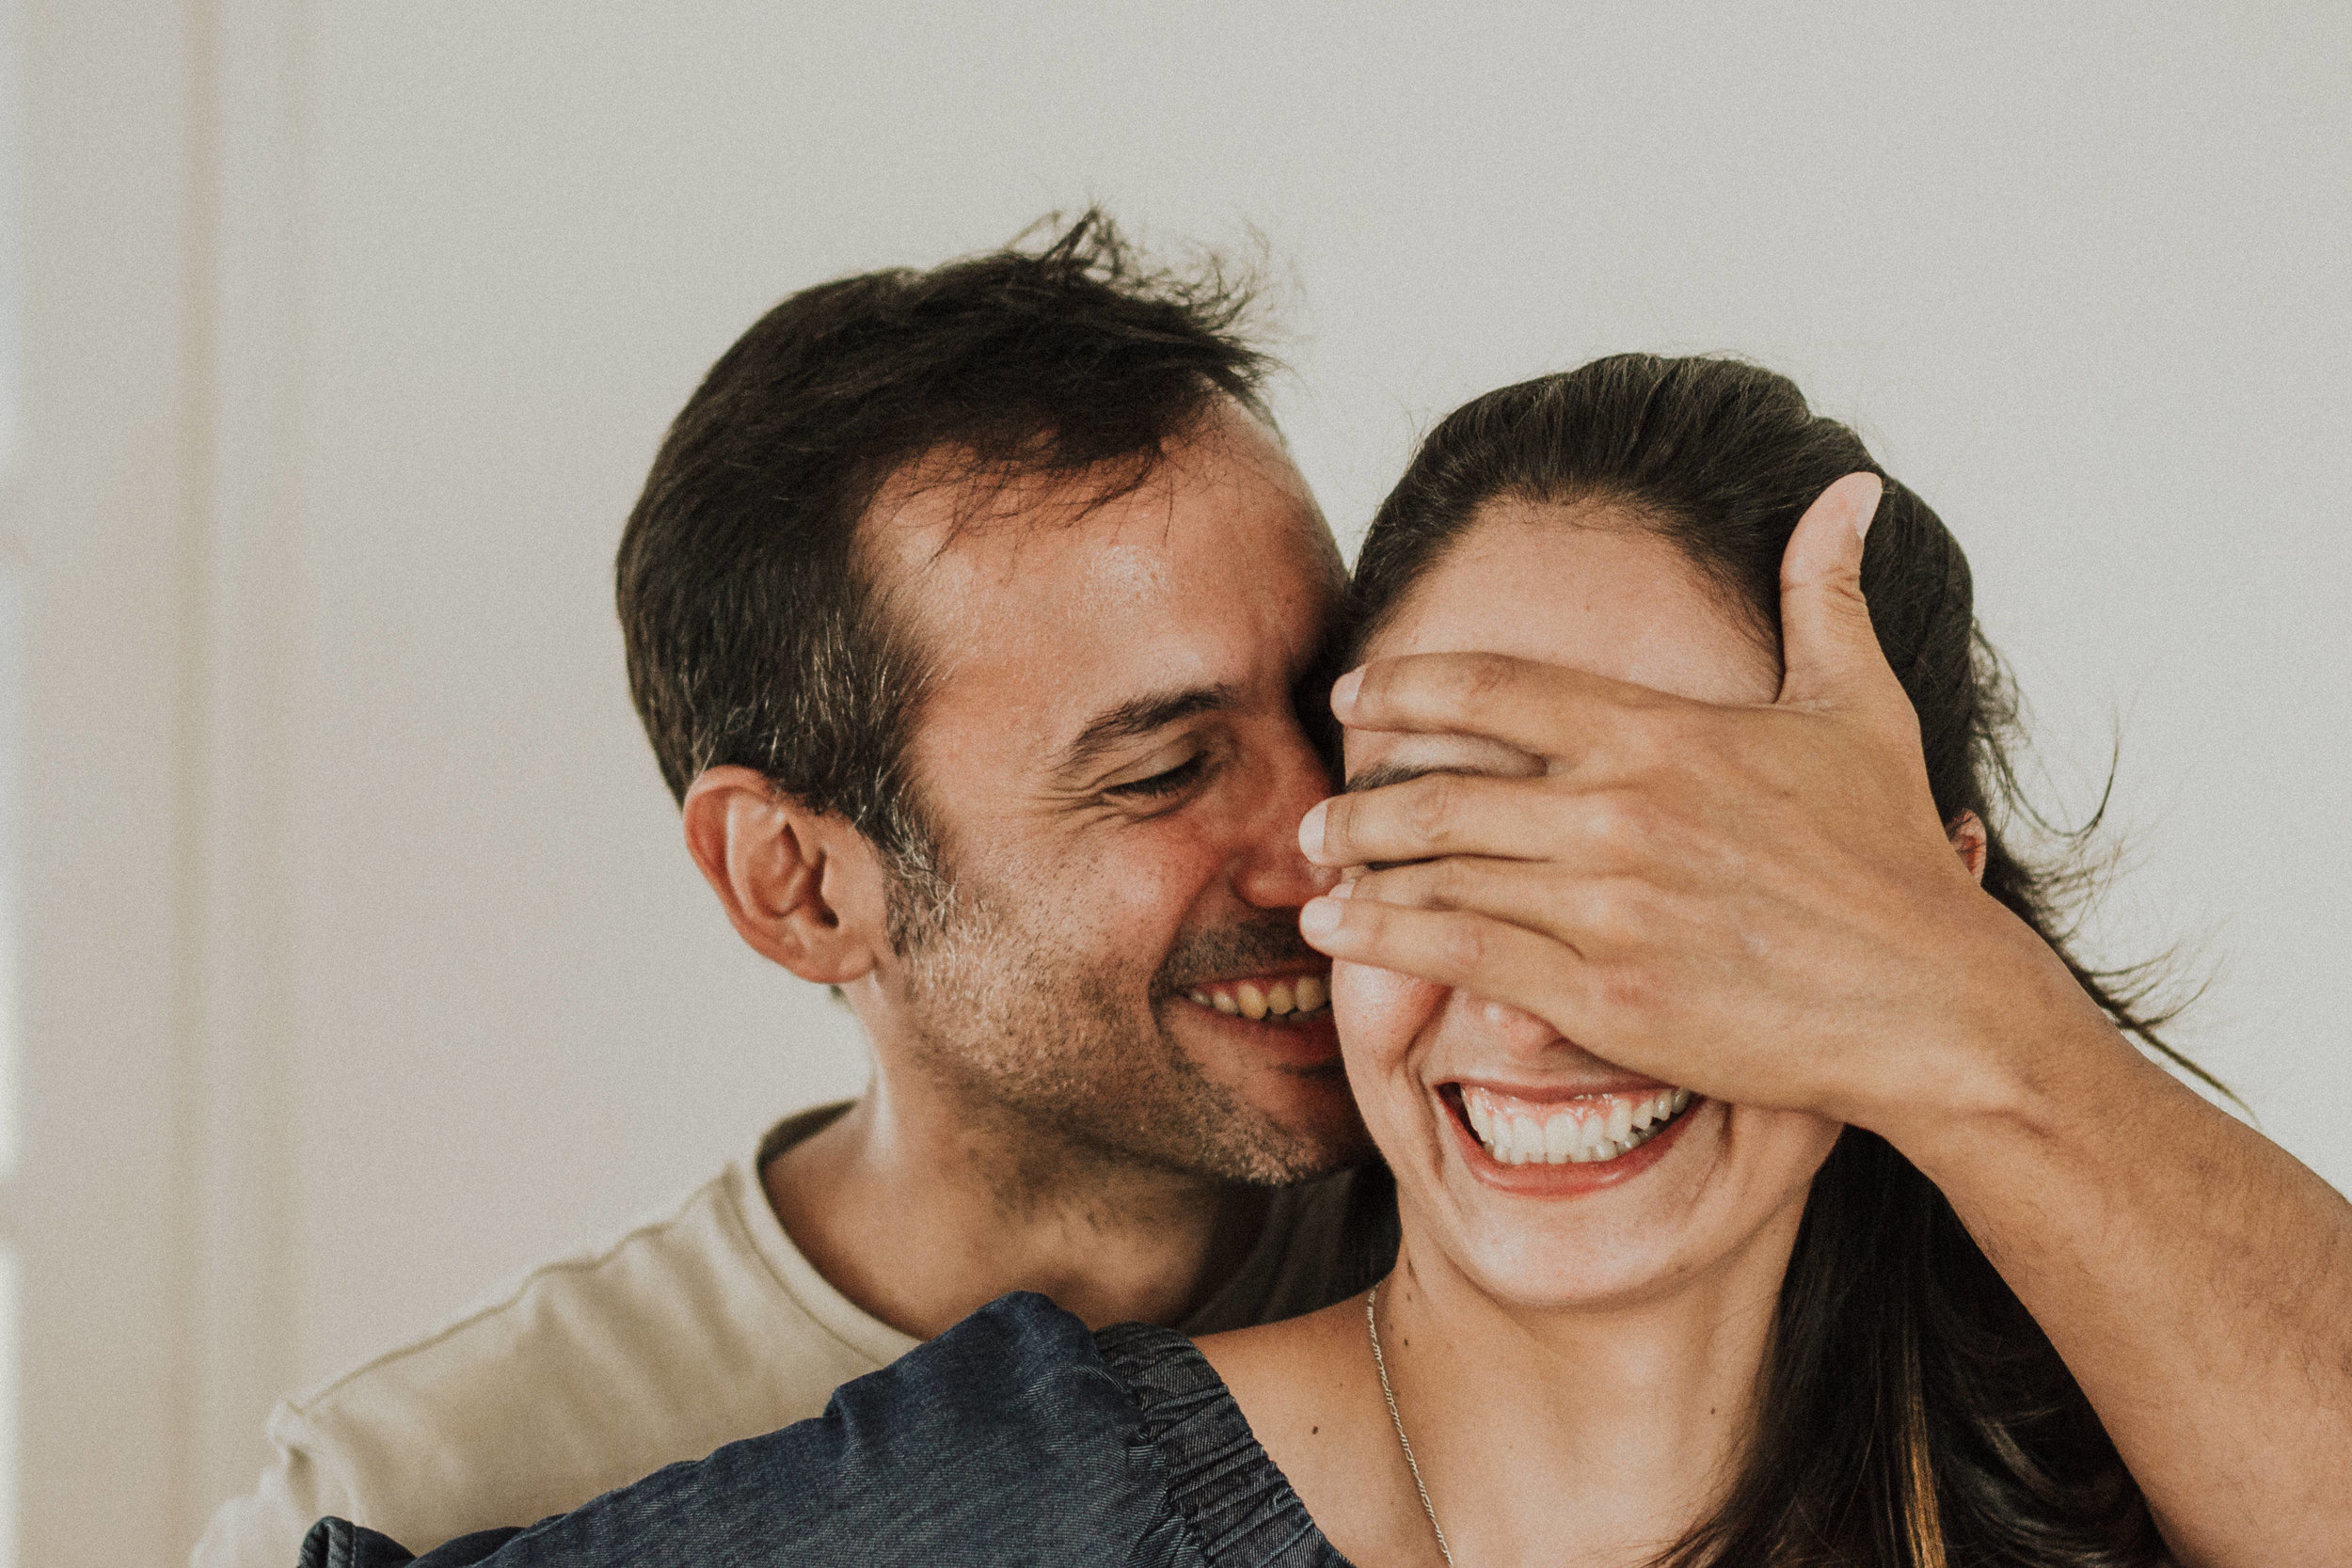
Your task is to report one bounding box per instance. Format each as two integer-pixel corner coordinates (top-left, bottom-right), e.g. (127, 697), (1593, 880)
(1849, 899), (2135, 1176)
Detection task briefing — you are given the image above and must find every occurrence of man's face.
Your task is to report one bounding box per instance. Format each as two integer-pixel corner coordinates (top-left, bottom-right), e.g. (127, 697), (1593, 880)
(861, 402), (1369, 1188)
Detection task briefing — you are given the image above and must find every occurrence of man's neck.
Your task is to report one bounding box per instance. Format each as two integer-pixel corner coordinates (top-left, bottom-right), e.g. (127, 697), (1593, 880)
(762, 1080), (1272, 1339)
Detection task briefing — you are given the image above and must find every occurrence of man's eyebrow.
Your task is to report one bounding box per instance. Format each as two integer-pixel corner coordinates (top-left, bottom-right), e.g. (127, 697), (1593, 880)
(1344, 759), (1440, 794)
(1056, 684), (1238, 777)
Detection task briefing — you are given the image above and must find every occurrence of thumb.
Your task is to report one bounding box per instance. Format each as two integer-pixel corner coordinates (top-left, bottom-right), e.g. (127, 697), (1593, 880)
(1775, 471), (1893, 709)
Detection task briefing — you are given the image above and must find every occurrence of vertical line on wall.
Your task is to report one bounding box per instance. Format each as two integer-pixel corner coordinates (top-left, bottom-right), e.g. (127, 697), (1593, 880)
(0, 1247), (17, 1568)
(167, 0), (223, 1545)
(185, 0), (310, 1538)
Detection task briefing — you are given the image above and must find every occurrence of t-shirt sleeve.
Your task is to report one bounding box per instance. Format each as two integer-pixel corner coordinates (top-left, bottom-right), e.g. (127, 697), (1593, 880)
(297, 1293), (1186, 1566)
(192, 1403), (361, 1568)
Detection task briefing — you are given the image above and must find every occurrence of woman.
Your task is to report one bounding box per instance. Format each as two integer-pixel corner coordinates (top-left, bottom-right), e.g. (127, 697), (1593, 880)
(312, 356), (2232, 1566)
(1201, 355), (2188, 1566)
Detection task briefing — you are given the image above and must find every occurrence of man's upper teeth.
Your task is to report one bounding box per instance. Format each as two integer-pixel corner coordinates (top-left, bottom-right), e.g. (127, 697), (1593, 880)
(1186, 974), (1329, 1020)
(1461, 1085), (1693, 1165)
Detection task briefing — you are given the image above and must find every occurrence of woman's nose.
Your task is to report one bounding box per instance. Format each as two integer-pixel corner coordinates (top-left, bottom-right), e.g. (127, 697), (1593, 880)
(1469, 994), (1561, 1053)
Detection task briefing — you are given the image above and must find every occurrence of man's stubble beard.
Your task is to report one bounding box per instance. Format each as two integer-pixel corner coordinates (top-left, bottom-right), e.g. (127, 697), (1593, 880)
(882, 832), (1343, 1198)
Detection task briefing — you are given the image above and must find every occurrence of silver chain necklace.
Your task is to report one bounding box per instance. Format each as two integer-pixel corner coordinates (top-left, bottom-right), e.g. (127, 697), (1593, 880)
(1366, 1282), (1457, 1566)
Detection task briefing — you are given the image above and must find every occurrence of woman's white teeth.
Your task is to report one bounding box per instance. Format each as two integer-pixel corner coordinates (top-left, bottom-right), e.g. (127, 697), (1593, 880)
(1461, 1085), (1693, 1165)
(1186, 973), (1330, 1022)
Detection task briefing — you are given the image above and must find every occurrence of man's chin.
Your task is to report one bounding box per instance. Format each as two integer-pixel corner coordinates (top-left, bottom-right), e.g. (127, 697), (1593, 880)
(1165, 1010), (1371, 1178)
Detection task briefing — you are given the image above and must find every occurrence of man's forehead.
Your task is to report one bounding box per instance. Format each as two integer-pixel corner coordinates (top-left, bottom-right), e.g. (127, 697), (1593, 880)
(866, 416), (1334, 663)
(866, 404), (1318, 573)
(864, 416), (1340, 780)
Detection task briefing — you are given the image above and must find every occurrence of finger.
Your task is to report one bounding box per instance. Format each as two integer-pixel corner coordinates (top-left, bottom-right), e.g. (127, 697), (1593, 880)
(1298, 895), (1599, 1031)
(1332, 650), (1684, 754)
(1302, 772), (1569, 868)
(1775, 472), (1900, 712)
(1345, 859), (1655, 947)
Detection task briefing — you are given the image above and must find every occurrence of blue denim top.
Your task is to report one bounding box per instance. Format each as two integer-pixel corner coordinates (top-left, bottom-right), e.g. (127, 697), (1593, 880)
(298, 1291), (1354, 1568)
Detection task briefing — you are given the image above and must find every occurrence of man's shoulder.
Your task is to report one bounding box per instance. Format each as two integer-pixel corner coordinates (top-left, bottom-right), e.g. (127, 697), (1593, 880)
(199, 1137), (903, 1567)
(304, 1171), (681, 1397)
(306, 1156), (882, 1449)
(1184, 1162), (1399, 1334)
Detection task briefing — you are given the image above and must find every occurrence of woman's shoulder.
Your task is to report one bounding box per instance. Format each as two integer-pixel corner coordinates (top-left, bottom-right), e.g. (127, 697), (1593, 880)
(1192, 1297), (1424, 1568)
(302, 1292), (1356, 1567)
(331, 1292), (1182, 1566)
(1104, 1310), (1357, 1567)
(689, 1291), (1165, 1545)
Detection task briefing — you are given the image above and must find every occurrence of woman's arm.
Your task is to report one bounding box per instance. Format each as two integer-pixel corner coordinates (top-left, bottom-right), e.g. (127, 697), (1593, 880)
(1295, 477), (2352, 1565)
(287, 1293), (1168, 1568)
(1887, 944), (2352, 1567)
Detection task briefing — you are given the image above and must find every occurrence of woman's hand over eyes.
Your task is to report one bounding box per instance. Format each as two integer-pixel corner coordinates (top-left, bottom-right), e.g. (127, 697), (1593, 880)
(1295, 474), (2102, 1134)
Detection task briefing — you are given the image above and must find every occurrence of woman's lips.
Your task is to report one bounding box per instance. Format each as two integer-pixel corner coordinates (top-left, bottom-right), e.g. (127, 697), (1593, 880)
(1440, 1081), (1703, 1195)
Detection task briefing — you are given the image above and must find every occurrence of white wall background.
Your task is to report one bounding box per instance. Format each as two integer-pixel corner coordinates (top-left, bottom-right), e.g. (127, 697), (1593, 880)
(14, 3), (2350, 1560)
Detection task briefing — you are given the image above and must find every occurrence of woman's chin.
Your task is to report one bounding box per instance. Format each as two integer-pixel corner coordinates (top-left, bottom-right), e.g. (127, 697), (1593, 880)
(1402, 1097), (1818, 1311)
(1411, 1104), (1731, 1316)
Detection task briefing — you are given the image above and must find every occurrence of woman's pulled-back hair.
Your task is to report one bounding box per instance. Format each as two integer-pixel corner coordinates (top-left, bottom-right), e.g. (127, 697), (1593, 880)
(1354, 355), (2185, 1567)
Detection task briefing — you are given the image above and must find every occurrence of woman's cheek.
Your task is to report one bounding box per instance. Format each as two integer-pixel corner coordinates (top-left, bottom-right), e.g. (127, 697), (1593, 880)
(1332, 958), (1446, 1079)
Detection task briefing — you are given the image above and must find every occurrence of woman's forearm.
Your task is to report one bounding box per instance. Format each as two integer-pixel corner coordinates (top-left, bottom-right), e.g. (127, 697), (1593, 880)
(1887, 976), (2352, 1568)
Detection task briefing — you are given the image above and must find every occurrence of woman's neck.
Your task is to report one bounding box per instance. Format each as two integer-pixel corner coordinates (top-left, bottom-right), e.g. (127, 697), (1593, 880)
(1373, 1229), (1785, 1566)
(1203, 1201), (1803, 1568)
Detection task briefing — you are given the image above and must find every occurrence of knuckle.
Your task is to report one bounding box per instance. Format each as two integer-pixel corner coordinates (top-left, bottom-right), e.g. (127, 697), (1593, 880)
(1580, 790), (1649, 848)
(1582, 875), (1648, 937)
(1406, 775), (1457, 842)
(1597, 962), (1651, 1014)
(1579, 879), (1623, 934)
(1437, 918), (1489, 977)
(1321, 793), (1359, 852)
(1459, 653), (1512, 704)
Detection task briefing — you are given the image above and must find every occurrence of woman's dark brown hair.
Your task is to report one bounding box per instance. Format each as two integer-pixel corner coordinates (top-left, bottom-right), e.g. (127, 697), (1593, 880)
(1353, 355), (2193, 1567)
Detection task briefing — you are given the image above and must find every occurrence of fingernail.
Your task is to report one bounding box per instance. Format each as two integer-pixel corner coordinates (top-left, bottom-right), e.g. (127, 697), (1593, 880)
(1329, 668), (1362, 717)
(1325, 878), (1353, 899)
(1297, 800), (1327, 859)
(1299, 897), (1343, 939)
(1854, 474), (1884, 542)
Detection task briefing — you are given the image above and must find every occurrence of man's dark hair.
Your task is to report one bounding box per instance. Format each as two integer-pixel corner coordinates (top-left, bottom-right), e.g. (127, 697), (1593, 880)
(616, 210), (1272, 893)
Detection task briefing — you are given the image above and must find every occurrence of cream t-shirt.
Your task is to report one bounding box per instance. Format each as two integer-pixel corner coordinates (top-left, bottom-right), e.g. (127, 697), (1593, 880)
(192, 1104), (1374, 1568)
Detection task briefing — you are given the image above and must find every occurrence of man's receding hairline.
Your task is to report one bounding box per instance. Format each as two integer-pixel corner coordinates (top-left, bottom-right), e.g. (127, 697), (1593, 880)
(860, 392), (1284, 538)
(852, 392), (1322, 635)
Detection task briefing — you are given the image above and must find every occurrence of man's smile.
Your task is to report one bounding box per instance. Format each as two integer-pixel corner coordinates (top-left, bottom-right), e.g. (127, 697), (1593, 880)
(1183, 969), (1331, 1022)
(1171, 965), (1343, 1070)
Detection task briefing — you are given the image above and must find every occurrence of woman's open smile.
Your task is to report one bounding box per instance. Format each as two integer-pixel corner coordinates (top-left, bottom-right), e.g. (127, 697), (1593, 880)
(1444, 1080), (1702, 1192)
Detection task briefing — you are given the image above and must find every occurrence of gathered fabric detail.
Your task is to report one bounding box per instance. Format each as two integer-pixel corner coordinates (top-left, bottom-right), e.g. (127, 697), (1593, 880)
(1098, 1322), (1353, 1568)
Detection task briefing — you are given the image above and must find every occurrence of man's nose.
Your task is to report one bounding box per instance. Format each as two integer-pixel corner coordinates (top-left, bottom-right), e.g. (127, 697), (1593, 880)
(1232, 728), (1342, 910)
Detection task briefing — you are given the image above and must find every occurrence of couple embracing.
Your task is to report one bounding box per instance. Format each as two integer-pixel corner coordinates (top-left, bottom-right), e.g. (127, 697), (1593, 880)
(205, 214), (2350, 1568)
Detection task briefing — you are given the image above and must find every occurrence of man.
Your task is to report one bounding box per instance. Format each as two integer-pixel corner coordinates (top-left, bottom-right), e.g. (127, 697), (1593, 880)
(198, 214), (1383, 1566)
(207, 214), (2348, 1565)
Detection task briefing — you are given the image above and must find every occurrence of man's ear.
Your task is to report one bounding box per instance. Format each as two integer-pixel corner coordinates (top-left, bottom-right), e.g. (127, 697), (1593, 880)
(1947, 808), (1989, 885)
(681, 766), (891, 986)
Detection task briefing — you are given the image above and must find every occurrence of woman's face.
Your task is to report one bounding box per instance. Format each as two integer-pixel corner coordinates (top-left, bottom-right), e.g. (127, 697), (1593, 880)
(1337, 502), (1843, 1309)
